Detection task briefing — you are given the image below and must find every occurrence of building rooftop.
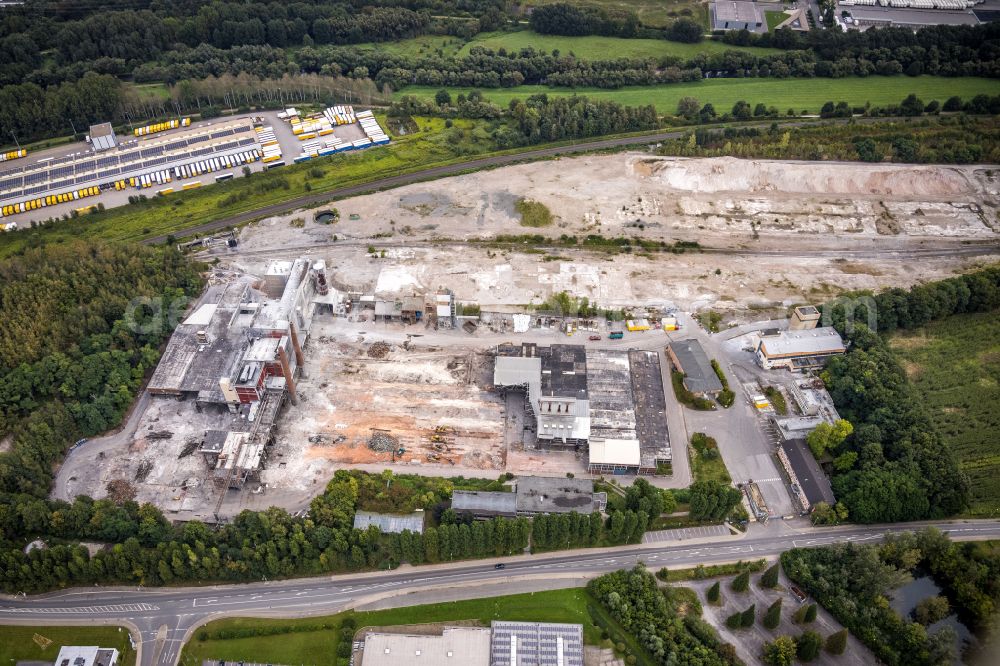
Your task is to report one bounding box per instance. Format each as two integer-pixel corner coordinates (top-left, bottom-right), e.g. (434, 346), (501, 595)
(55, 646), (118, 666)
(490, 621), (584, 666)
(588, 438), (642, 467)
(364, 627), (491, 666)
(629, 350), (672, 468)
(795, 305), (820, 316)
(759, 327), (846, 359)
(781, 439), (836, 507)
(452, 489), (517, 515)
(586, 349), (637, 441)
(515, 476), (597, 514)
(539, 345), (588, 400)
(714, 0), (761, 22)
(89, 123), (114, 138)
(669, 339), (723, 394)
(353, 510), (425, 534)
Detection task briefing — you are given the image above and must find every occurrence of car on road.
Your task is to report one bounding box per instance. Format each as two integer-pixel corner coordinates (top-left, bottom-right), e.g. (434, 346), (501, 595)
(494, 563), (505, 569)
(588, 335), (601, 341)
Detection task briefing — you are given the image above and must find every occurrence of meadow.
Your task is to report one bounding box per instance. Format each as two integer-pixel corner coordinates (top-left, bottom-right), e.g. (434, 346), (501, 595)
(0, 625), (136, 666)
(397, 76), (1000, 115)
(891, 310), (1000, 517)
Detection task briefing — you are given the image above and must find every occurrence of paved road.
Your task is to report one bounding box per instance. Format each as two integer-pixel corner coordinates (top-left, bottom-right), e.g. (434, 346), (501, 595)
(3, 519), (999, 666)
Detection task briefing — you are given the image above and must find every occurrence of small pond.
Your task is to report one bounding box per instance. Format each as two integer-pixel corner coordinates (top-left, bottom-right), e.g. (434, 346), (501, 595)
(890, 575), (978, 662)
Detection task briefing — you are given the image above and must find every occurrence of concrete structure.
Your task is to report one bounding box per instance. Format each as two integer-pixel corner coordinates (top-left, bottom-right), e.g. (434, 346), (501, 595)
(790, 305), (821, 330)
(779, 439), (836, 512)
(711, 1), (765, 30)
(515, 476), (604, 515)
(666, 339), (723, 396)
(840, 4), (982, 29)
(494, 343), (590, 446)
(755, 327), (846, 370)
(451, 477), (604, 518)
(490, 621), (584, 666)
(353, 510), (425, 534)
(495, 344), (670, 474)
(146, 257), (327, 491)
(88, 123), (118, 152)
(55, 646), (119, 666)
(363, 627), (491, 666)
(451, 489), (517, 518)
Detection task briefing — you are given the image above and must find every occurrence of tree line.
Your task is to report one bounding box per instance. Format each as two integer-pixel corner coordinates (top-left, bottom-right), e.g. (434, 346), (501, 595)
(817, 266), (1000, 524)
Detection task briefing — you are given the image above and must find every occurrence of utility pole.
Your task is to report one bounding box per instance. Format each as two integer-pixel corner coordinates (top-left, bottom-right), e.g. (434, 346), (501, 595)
(9, 131), (20, 150)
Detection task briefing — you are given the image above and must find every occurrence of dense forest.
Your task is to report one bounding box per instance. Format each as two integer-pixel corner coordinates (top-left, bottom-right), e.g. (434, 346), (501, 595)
(0, 242), (203, 497)
(817, 266), (1000, 523)
(782, 529), (1000, 665)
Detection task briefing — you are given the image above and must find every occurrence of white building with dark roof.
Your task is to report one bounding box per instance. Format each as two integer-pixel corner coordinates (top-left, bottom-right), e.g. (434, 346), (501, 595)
(353, 510), (425, 534)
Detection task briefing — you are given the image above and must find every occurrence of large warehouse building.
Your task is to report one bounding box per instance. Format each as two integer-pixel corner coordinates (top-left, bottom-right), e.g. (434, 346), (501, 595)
(493, 344), (671, 475)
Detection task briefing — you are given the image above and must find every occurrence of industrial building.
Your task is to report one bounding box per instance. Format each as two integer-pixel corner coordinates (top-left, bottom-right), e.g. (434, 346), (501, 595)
(362, 627), (492, 666)
(711, 1), (765, 30)
(146, 257), (335, 492)
(494, 343), (591, 447)
(54, 646), (119, 666)
(755, 327), (846, 370)
(493, 344), (671, 475)
(353, 510), (425, 534)
(778, 438), (836, 513)
(360, 621), (584, 666)
(666, 339), (724, 397)
(490, 621), (584, 666)
(451, 476), (605, 518)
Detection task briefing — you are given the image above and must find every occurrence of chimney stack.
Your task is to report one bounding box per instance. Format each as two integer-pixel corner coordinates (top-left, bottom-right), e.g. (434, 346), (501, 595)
(289, 321), (305, 367)
(277, 346), (297, 405)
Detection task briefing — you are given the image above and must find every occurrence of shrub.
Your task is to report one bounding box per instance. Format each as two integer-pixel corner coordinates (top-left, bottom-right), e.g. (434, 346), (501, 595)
(764, 598), (782, 629)
(825, 629), (848, 655)
(740, 604), (756, 627)
(731, 569), (750, 592)
(796, 630), (823, 661)
(760, 562), (780, 588)
(725, 611), (743, 629)
(706, 580), (721, 604)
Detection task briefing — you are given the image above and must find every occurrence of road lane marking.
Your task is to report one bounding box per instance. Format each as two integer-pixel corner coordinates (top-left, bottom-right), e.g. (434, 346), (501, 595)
(0, 602), (159, 614)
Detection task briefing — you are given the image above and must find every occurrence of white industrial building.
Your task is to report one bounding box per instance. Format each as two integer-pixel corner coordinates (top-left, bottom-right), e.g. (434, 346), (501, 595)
(755, 327), (846, 370)
(711, 1), (765, 30)
(54, 646), (119, 666)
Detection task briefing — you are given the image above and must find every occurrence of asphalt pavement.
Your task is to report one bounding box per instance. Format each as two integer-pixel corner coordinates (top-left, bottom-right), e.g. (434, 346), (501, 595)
(3, 519), (1000, 666)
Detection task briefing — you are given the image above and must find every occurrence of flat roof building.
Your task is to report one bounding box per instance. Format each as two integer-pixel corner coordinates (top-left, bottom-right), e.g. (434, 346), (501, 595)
(363, 627), (491, 666)
(711, 1), (764, 31)
(515, 476), (604, 515)
(88, 123), (117, 151)
(790, 305), (821, 330)
(490, 621), (584, 666)
(55, 646), (119, 666)
(452, 489), (517, 518)
(667, 339), (724, 396)
(779, 439), (836, 513)
(756, 327), (846, 370)
(353, 510), (425, 534)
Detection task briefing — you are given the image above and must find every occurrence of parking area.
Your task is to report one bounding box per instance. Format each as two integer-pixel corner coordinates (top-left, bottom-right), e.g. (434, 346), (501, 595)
(643, 524), (733, 543)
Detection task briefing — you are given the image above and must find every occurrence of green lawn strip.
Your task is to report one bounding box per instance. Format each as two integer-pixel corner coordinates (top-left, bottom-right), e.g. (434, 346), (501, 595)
(354, 35), (469, 58)
(180, 588), (603, 666)
(765, 10), (789, 31)
(890, 310), (1000, 517)
(521, 0), (707, 29)
(655, 559), (767, 582)
(0, 625), (137, 666)
(456, 29), (779, 59)
(397, 76), (1000, 114)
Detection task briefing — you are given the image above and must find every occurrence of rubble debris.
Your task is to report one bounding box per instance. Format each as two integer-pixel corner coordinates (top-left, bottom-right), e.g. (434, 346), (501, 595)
(134, 459), (154, 482)
(369, 430), (399, 452)
(106, 479), (137, 504)
(147, 430), (173, 440)
(367, 341), (391, 358)
(178, 438), (200, 459)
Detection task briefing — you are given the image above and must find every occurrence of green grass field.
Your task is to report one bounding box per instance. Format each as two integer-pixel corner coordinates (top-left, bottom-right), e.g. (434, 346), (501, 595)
(0, 625), (137, 666)
(890, 310), (1000, 518)
(397, 76), (1000, 115)
(356, 34), (469, 58)
(179, 588), (609, 666)
(456, 30), (779, 59)
(765, 10), (789, 31)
